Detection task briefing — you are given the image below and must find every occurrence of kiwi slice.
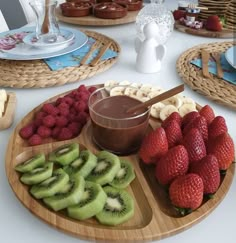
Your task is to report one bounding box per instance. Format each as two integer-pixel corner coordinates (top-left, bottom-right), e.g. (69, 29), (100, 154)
(86, 151), (120, 186)
(30, 168), (70, 199)
(43, 175), (85, 211)
(96, 186), (134, 226)
(64, 150), (97, 179)
(67, 181), (107, 220)
(20, 162), (53, 185)
(109, 159), (135, 189)
(49, 143), (79, 166)
(15, 154), (45, 173)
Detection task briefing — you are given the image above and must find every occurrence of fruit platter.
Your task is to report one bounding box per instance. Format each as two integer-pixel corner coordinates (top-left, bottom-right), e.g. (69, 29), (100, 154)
(5, 82), (235, 242)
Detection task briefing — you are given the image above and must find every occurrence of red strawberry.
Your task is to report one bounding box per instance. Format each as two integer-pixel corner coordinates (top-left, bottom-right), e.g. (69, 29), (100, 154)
(183, 128), (206, 163)
(139, 127), (168, 164)
(163, 120), (183, 148)
(199, 105), (215, 125)
(155, 145), (189, 185)
(181, 111), (200, 130)
(169, 173), (204, 213)
(172, 9), (186, 20)
(183, 116), (208, 141)
(208, 132), (235, 170)
(208, 116), (228, 139)
(19, 123), (37, 139)
(190, 154), (220, 194)
(28, 134), (43, 146)
(161, 111), (182, 129)
(205, 15), (223, 31)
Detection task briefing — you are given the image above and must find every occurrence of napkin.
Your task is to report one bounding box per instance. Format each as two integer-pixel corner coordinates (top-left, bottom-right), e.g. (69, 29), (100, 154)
(190, 53), (236, 85)
(44, 37), (118, 71)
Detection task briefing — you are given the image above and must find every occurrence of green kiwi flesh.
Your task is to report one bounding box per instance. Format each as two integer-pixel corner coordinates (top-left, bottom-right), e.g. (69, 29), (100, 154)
(48, 143), (79, 166)
(43, 175), (85, 211)
(20, 162), (53, 185)
(15, 154), (45, 173)
(96, 186), (134, 226)
(64, 150), (97, 178)
(67, 181), (107, 220)
(86, 151), (120, 185)
(109, 159), (135, 189)
(30, 168), (70, 199)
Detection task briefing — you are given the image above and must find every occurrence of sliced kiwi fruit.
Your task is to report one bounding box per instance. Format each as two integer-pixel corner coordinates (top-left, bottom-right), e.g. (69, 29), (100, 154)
(86, 151), (120, 186)
(67, 181), (107, 220)
(30, 168), (70, 199)
(95, 186), (134, 226)
(15, 154), (46, 173)
(20, 162), (53, 185)
(48, 143), (79, 166)
(43, 175), (85, 211)
(109, 159), (135, 189)
(64, 150), (97, 179)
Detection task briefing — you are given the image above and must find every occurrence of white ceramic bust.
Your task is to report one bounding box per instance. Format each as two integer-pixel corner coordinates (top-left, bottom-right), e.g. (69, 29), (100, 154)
(135, 21), (166, 73)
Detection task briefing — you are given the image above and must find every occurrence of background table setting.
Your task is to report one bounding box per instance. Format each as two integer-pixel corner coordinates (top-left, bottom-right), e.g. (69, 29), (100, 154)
(0, 0), (236, 243)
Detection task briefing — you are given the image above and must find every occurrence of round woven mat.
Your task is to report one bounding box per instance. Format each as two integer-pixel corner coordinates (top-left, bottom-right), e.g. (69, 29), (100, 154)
(176, 41), (236, 110)
(0, 30), (120, 88)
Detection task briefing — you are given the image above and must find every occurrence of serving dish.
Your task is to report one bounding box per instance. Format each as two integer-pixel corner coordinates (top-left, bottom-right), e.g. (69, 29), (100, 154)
(5, 85), (235, 242)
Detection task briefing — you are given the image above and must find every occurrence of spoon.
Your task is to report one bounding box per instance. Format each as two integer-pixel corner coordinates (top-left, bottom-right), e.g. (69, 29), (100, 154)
(126, 84), (185, 114)
(41, 0), (50, 34)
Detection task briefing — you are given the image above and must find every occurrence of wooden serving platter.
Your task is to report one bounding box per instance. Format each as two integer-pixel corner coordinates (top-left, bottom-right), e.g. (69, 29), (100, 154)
(56, 7), (139, 26)
(0, 92), (16, 130)
(5, 88), (235, 242)
(175, 21), (235, 38)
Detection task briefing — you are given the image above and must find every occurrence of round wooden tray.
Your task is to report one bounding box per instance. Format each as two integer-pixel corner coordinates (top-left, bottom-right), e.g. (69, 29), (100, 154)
(5, 87), (235, 242)
(56, 7), (139, 26)
(0, 30), (120, 88)
(175, 21), (235, 38)
(176, 41), (236, 110)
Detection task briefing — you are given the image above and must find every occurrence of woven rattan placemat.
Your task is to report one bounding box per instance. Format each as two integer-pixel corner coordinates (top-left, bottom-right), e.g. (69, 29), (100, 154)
(176, 41), (236, 110)
(0, 30), (120, 88)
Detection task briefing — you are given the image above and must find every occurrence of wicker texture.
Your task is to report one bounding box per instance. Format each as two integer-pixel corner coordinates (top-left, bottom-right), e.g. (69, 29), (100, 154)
(176, 41), (236, 110)
(0, 30), (120, 88)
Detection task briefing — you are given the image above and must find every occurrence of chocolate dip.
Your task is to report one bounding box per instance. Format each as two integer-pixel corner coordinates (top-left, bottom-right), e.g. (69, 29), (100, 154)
(89, 95), (150, 155)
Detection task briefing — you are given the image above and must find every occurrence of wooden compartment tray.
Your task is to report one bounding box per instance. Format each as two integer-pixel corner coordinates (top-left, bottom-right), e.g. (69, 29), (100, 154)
(5, 88), (235, 242)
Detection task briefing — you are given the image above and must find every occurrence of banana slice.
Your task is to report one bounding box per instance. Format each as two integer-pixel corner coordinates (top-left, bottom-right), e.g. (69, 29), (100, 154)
(148, 89), (164, 99)
(163, 96), (183, 109)
(150, 102), (165, 119)
(130, 82), (142, 88)
(119, 80), (131, 86)
(159, 105), (178, 121)
(136, 89), (149, 102)
(124, 87), (138, 97)
(110, 86), (126, 96)
(0, 100), (5, 117)
(140, 84), (153, 93)
(181, 96), (196, 106)
(0, 89), (7, 102)
(104, 80), (119, 92)
(178, 103), (197, 117)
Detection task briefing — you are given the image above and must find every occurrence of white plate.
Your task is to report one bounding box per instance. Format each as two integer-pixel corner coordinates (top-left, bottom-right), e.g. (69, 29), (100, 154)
(0, 27), (88, 60)
(22, 28), (75, 50)
(225, 46), (236, 69)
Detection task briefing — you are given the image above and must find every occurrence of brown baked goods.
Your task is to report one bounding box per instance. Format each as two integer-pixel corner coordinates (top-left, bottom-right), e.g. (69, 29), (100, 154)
(113, 0), (143, 11)
(66, 0), (96, 3)
(60, 2), (93, 17)
(93, 2), (128, 19)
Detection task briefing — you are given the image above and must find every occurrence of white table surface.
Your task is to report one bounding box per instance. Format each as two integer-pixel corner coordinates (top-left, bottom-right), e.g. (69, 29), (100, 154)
(1, 1), (235, 243)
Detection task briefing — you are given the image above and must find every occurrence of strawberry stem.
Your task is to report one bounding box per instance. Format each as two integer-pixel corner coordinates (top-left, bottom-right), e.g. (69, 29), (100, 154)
(174, 206), (192, 216)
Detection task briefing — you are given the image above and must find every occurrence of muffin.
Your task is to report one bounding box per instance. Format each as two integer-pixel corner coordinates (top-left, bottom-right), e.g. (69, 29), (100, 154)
(60, 2), (93, 17)
(113, 0), (143, 11)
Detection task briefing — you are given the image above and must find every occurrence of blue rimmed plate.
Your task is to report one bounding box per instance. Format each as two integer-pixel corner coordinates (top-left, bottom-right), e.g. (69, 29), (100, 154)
(225, 46), (236, 69)
(0, 27), (88, 60)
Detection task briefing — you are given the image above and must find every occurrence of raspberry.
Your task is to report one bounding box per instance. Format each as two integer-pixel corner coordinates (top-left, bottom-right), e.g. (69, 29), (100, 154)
(28, 134), (43, 146)
(88, 86), (97, 93)
(42, 103), (59, 116)
(42, 115), (56, 128)
(34, 118), (43, 127)
(59, 107), (70, 116)
(35, 111), (47, 120)
(76, 111), (88, 125)
(62, 96), (74, 106)
(68, 122), (82, 136)
(55, 97), (63, 106)
(68, 113), (77, 122)
(58, 127), (73, 141)
(51, 126), (61, 139)
(55, 115), (68, 127)
(37, 125), (52, 138)
(77, 84), (87, 93)
(57, 102), (70, 110)
(74, 100), (87, 112)
(19, 123), (37, 139)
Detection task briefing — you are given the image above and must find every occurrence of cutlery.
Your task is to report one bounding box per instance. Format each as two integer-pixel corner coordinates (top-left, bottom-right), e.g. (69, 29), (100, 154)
(201, 49), (211, 79)
(80, 41), (100, 65)
(211, 52), (224, 79)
